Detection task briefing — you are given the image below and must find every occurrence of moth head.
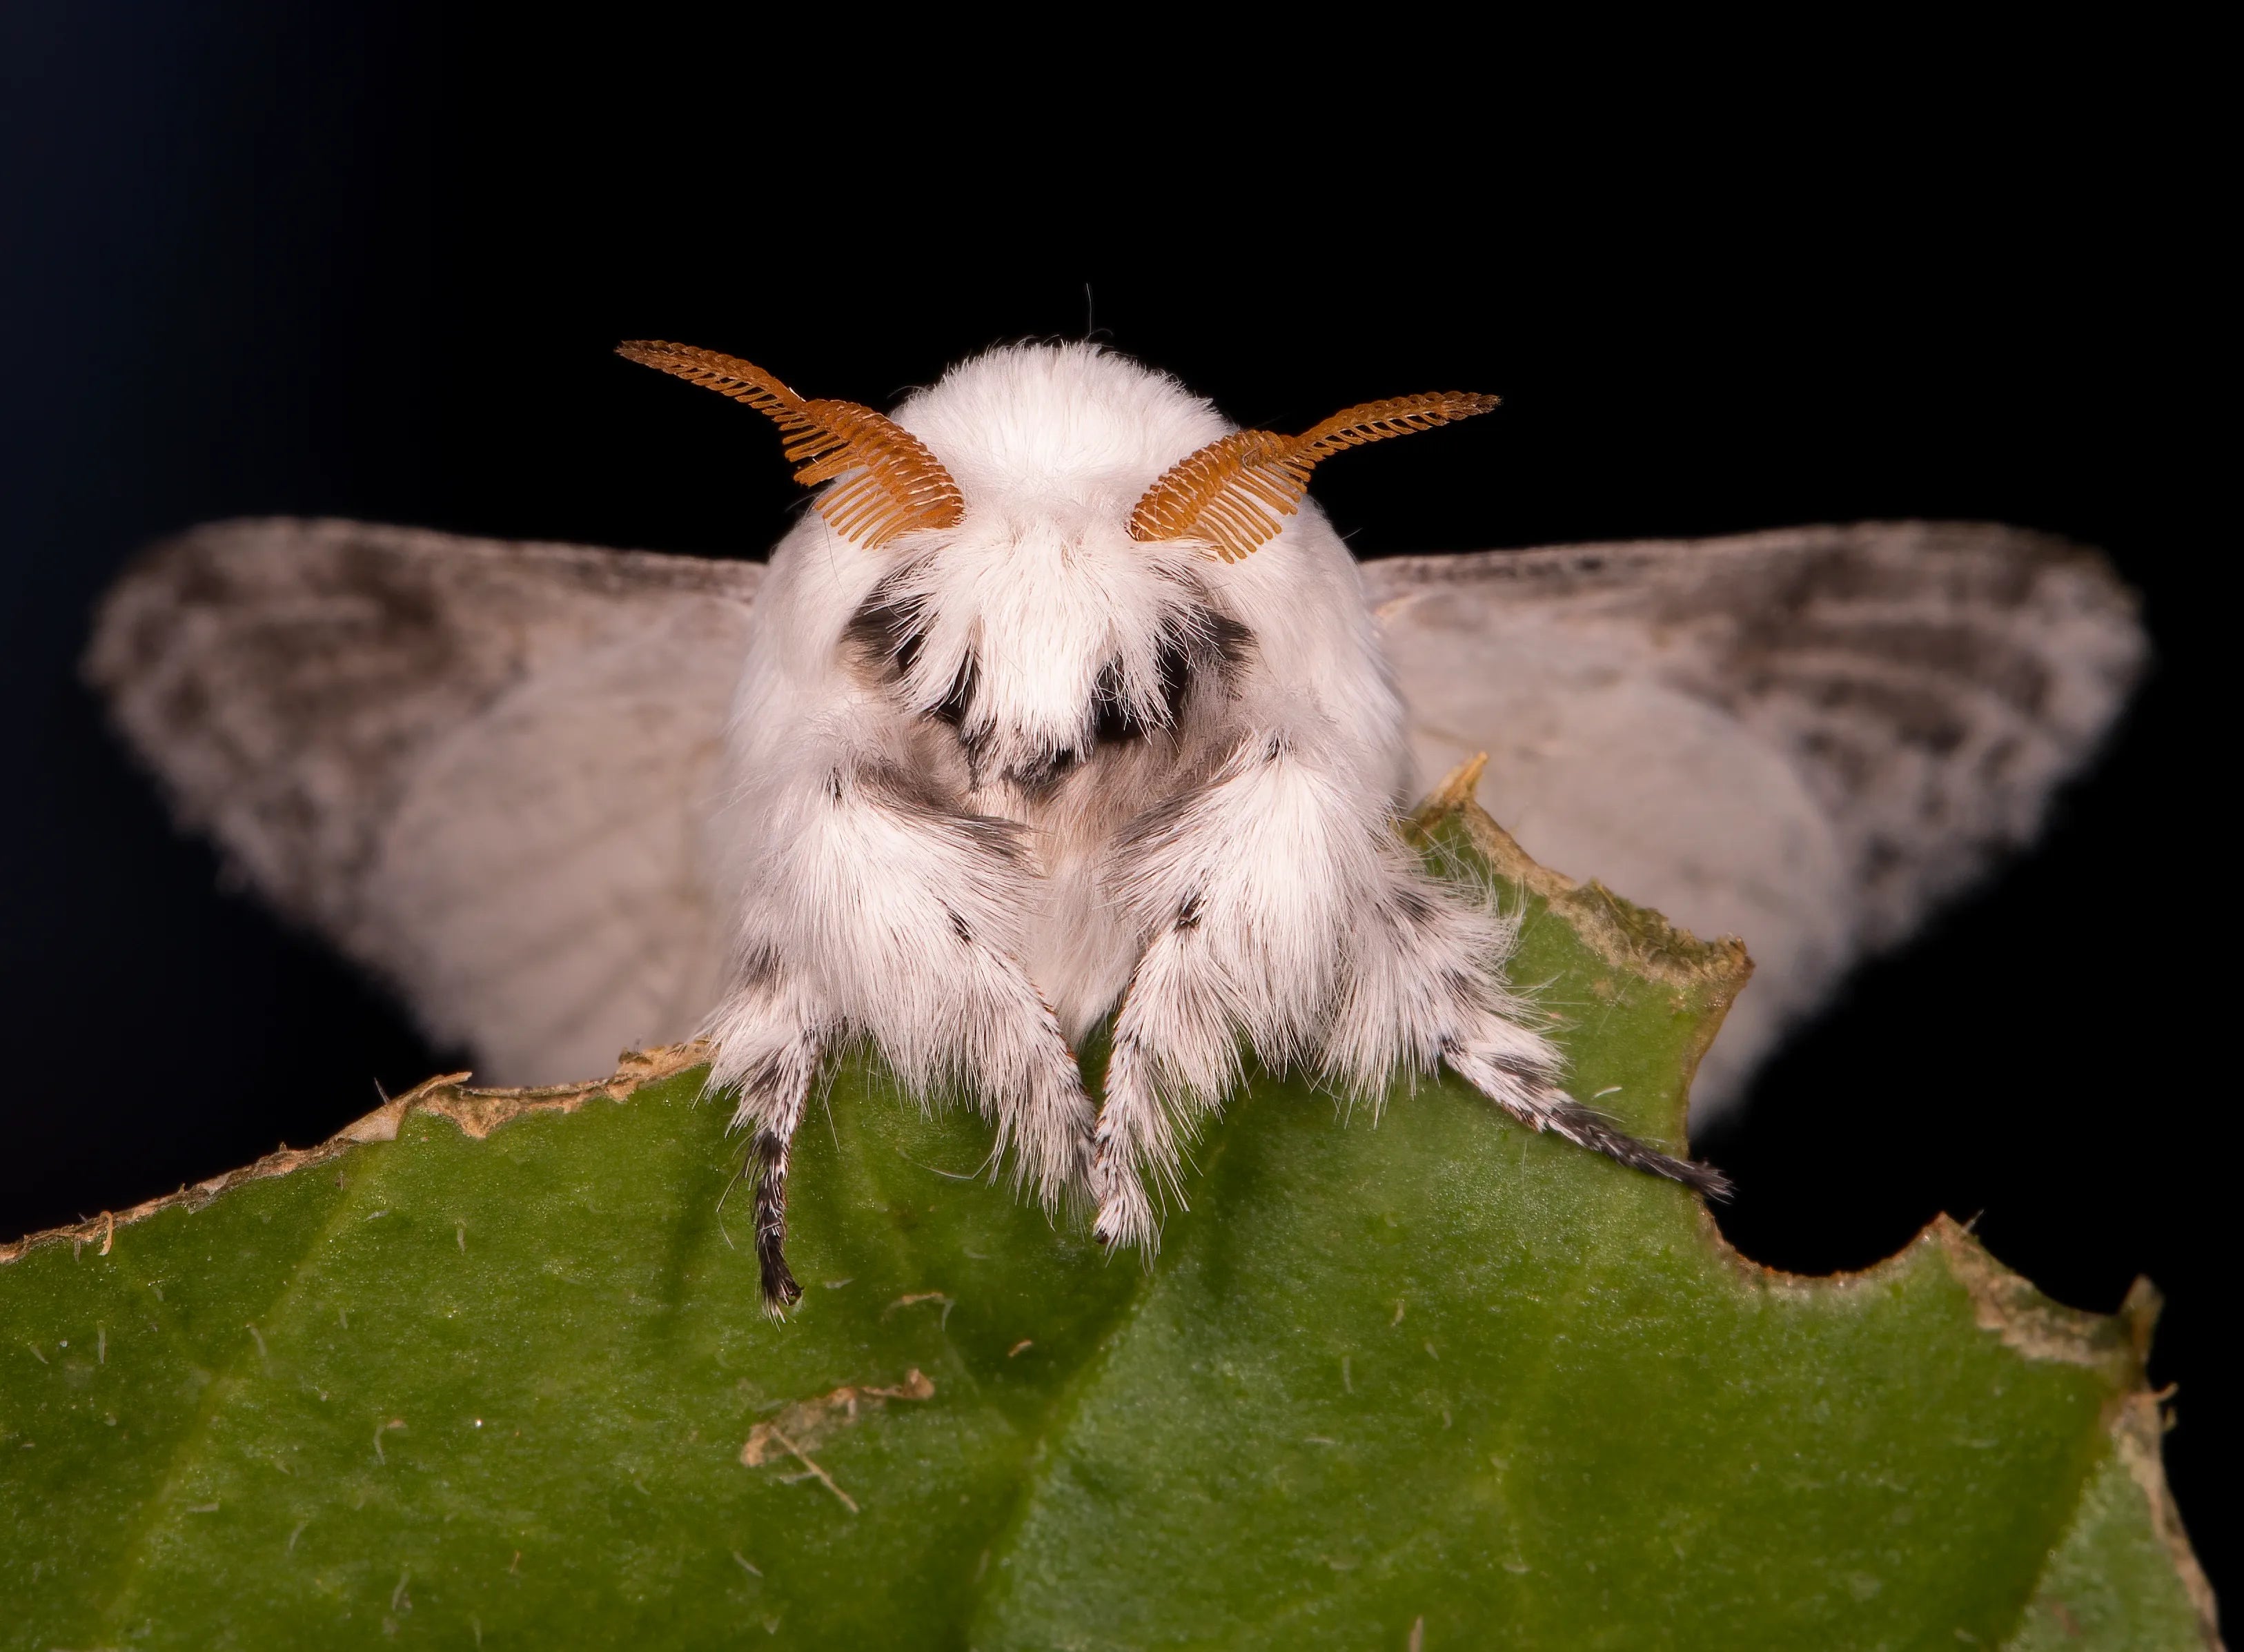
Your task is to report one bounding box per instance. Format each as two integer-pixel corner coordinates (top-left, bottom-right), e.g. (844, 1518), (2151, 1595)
(620, 341), (1502, 785)
(616, 340), (1499, 563)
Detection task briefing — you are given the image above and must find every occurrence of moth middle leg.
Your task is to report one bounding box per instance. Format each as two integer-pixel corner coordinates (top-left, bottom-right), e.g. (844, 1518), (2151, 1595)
(1324, 860), (1733, 1199)
(1094, 734), (1729, 1247)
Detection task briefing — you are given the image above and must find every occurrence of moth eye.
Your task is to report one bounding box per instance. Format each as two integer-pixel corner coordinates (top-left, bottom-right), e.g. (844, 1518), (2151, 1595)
(1090, 660), (1140, 745)
(841, 589), (925, 682)
(1091, 643), (1185, 745)
(929, 653), (976, 727)
(1090, 611), (1252, 748)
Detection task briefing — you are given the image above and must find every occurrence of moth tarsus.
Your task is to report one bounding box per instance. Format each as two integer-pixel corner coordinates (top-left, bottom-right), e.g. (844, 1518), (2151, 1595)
(1544, 1103), (1734, 1202)
(747, 1128), (803, 1312)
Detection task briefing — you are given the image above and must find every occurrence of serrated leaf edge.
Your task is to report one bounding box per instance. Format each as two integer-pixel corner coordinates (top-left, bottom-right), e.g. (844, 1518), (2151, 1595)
(0, 1042), (709, 1268)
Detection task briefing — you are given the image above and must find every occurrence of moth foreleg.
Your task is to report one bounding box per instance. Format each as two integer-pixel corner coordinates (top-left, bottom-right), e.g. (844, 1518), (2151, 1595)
(1093, 733), (1363, 1249)
(836, 796), (1097, 1208)
(1090, 918), (1238, 1250)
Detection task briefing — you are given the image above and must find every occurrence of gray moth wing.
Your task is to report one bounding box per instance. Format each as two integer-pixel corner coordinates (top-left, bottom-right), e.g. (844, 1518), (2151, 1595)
(89, 517), (2145, 1116)
(86, 517), (762, 1085)
(1364, 521), (2147, 1117)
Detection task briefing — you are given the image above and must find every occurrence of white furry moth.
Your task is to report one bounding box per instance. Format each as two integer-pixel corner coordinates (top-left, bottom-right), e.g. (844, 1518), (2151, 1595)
(618, 341), (1727, 1306)
(87, 342), (2147, 1312)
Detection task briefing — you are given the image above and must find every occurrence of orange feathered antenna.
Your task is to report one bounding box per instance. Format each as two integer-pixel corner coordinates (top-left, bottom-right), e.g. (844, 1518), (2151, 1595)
(1129, 392), (1501, 562)
(616, 342), (965, 548)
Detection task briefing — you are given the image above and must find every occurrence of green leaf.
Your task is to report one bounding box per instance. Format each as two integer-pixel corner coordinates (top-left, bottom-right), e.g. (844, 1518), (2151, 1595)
(1, 790), (2215, 1649)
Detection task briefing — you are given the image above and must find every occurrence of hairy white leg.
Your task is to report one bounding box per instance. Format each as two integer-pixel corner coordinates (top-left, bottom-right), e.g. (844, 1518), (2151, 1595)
(810, 768), (1096, 1205)
(1093, 732), (1379, 1248)
(1093, 731), (1729, 1247)
(709, 758), (1096, 1302)
(704, 969), (825, 1312)
(1091, 914), (1237, 1249)
(896, 929), (1096, 1212)
(1324, 862), (1733, 1197)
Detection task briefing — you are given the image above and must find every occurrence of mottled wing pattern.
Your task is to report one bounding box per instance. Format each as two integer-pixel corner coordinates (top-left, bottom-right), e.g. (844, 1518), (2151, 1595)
(90, 518), (2144, 1116)
(1364, 522), (2146, 1117)
(86, 518), (762, 1084)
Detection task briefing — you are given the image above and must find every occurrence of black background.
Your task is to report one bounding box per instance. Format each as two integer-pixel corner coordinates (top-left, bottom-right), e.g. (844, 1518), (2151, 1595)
(3, 7), (2227, 1600)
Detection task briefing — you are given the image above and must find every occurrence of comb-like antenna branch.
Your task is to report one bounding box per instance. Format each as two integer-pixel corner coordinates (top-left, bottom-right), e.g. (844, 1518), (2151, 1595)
(617, 341), (964, 548)
(1129, 391), (1499, 562)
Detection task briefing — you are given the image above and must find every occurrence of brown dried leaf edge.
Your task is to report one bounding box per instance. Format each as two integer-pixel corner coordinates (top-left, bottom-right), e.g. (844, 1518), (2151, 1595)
(0, 1043), (707, 1269)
